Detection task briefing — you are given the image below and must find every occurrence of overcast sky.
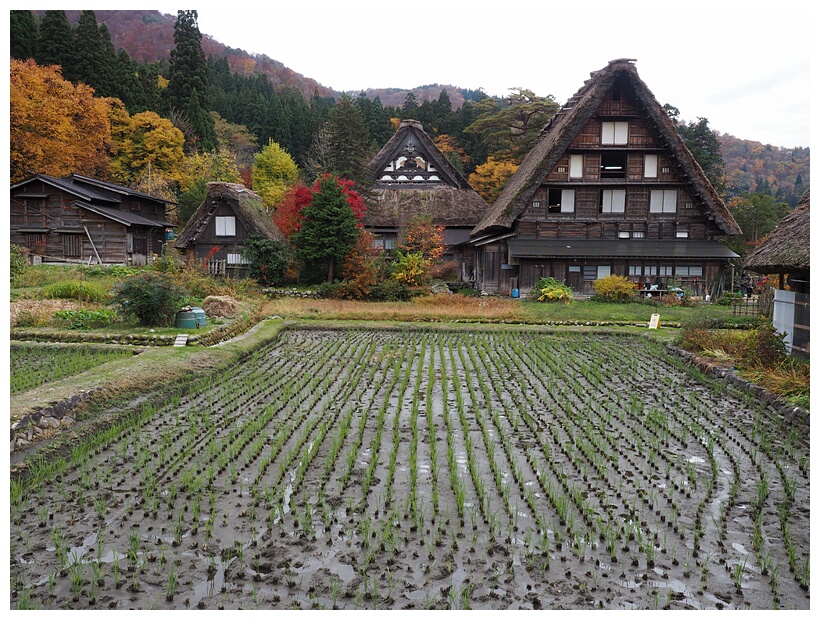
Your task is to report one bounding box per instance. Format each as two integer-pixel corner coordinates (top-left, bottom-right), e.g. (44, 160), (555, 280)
(145, 0), (812, 150)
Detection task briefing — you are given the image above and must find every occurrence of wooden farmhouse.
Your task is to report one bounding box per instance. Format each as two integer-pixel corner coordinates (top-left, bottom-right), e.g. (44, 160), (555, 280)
(470, 58), (742, 297)
(365, 119), (490, 279)
(174, 182), (287, 277)
(744, 188), (810, 356)
(10, 173), (174, 265)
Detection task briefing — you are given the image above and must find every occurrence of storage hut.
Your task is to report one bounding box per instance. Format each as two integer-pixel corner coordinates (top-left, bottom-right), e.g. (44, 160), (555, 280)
(10, 173), (174, 265)
(744, 189), (810, 356)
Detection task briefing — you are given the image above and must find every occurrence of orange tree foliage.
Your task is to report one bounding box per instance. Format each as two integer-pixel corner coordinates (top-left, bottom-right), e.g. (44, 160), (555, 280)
(340, 230), (382, 299)
(398, 213), (444, 261)
(468, 156), (519, 204)
(10, 59), (112, 182)
(434, 134), (471, 172)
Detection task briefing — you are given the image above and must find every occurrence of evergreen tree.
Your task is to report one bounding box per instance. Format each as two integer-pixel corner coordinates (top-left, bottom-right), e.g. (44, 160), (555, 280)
(36, 10), (74, 75)
(291, 175), (361, 283)
(326, 95), (372, 193)
(73, 10), (112, 97)
(113, 49), (145, 113)
(187, 88), (218, 152)
(402, 92), (419, 119)
(166, 10), (216, 151)
(98, 23), (119, 96)
(10, 10), (38, 61)
(678, 117), (727, 196)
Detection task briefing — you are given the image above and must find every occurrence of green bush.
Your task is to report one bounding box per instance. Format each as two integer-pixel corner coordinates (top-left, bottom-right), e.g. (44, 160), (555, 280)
(529, 277), (573, 303)
(716, 292), (743, 306)
(43, 280), (109, 303)
(54, 308), (119, 330)
(243, 234), (292, 287)
(316, 282), (345, 299)
(368, 279), (416, 302)
(592, 275), (635, 302)
(113, 273), (190, 326)
(10, 244), (28, 284)
(392, 251), (430, 287)
(151, 246), (183, 274)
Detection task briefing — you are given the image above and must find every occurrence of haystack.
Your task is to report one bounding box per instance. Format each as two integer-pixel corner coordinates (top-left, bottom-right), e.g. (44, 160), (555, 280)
(203, 295), (239, 318)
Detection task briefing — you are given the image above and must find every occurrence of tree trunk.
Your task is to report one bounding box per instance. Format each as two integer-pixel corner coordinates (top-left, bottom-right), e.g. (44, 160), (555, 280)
(326, 256), (335, 283)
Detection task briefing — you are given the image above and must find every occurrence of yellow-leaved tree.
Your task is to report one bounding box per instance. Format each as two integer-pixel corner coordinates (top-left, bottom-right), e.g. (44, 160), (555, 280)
(109, 106), (185, 189)
(251, 139), (299, 211)
(468, 156), (519, 204)
(10, 59), (112, 182)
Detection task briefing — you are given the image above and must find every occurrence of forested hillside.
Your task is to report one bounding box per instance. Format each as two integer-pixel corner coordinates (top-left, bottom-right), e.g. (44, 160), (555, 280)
(721, 134), (809, 207)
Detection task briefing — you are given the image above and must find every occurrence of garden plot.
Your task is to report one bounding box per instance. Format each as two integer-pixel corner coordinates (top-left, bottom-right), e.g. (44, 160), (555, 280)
(10, 328), (810, 610)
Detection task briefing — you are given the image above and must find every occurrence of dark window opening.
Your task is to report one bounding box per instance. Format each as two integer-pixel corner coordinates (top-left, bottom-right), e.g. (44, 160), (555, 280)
(133, 237), (147, 255)
(600, 152), (627, 178)
(547, 189), (563, 213)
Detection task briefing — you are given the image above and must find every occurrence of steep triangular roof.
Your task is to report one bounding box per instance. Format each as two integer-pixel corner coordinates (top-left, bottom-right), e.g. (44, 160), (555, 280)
(369, 119), (466, 189)
(744, 188), (810, 273)
(471, 59), (742, 238)
(174, 182), (287, 249)
(365, 120), (490, 229)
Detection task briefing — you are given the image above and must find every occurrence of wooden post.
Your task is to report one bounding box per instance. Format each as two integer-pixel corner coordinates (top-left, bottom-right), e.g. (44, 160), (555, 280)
(83, 226), (102, 264)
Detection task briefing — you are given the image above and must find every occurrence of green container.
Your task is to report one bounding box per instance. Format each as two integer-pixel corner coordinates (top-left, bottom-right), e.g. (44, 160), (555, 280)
(175, 311), (196, 329)
(191, 307), (207, 327)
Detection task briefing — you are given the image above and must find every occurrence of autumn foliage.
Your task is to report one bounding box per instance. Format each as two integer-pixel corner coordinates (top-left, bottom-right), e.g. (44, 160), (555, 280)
(273, 175), (365, 239)
(398, 213), (444, 261)
(10, 59), (112, 182)
(468, 156), (519, 204)
(340, 231), (382, 299)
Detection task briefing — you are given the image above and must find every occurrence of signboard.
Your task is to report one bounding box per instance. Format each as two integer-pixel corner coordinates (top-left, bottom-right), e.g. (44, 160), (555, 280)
(649, 314), (660, 329)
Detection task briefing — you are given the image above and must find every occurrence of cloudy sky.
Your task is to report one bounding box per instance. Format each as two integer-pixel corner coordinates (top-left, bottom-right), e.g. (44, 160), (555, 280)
(147, 0), (811, 150)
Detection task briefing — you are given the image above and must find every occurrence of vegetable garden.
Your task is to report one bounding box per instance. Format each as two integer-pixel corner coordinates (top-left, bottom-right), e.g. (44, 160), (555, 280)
(10, 327), (810, 610)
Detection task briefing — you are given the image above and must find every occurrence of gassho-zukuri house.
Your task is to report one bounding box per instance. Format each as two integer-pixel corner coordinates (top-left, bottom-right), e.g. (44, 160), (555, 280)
(469, 58), (742, 297)
(365, 119), (490, 278)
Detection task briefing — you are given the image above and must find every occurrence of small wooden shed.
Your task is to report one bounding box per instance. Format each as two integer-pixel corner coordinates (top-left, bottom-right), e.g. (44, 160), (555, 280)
(744, 189), (810, 356)
(174, 182), (288, 276)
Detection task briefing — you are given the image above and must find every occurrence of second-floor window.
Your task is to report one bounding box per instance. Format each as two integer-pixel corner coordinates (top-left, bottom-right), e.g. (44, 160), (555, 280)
(601, 121), (629, 145)
(569, 154), (584, 179)
(649, 189), (677, 214)
(215, 216), (236, 236)
(600, 189), (626, 213)
(600, 152), (627, 178)
(548, 189), (575, 213)
(644, 154), (658, 178)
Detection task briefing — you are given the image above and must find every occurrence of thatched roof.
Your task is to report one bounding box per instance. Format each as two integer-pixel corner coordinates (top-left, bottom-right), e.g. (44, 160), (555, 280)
(744, 189), (810, 273)
(471, 58), (742, 238)
(366, 187), (490, 228)
(365, 120), (490, 229)
(174, 182), (287, 249)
